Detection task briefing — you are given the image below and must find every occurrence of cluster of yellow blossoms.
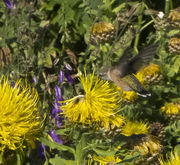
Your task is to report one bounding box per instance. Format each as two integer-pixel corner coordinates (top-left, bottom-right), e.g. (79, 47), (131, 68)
(161, 101), (180, 116)
(60, 64), (163, 164)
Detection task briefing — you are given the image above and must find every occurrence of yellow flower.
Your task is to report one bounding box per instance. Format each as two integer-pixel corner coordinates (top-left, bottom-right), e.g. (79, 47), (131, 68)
(161, 102), (180, 115)
(159, 149), (180, 165)
(90, 22), (115, 35)
(112, 84), (139, 103)
(121, 121), (149, 136)
(136, 63), (161, 84)
(61, 70), (123, 129)
(0, 77), (41, 152)
(134, 135), (162, 156)
(89, 155), (122, 165)
(119, 89), (138, 102)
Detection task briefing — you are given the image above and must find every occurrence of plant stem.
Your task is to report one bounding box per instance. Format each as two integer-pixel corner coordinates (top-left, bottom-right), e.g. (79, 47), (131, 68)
(165, 0), (170, 14)
(170, 0), (173, 10)
(0, 151), (3, 164)
(134, 2), (145, 54)
(140, 20), (154, 32)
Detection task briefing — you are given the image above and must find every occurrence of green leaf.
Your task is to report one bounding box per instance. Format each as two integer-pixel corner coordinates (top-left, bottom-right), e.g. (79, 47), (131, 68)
(56, 129), (69, 135)
(167, 29), (180, 37)
(93, 148), (116, 157)
(173, 56), (180, 73)
(39, 20), (50, 28)
(49, 155), (76, 165)
(75, 134), (88, 165)
(40, 137), (75, 154)
(116, 152), (140, 165)
(44, 53), (53, 68)
(112, 2), (126, 13)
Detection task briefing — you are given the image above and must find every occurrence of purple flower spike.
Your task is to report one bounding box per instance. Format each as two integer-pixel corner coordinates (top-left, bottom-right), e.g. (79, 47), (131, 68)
(51, 103), (61, 118)
(59, 70), (65, 84)
(55, 86), (62, 101)
(55, 116), (63, 128)
(65, 63), (72, 71)
(37, 143), (46, 159)
(50, 130), (63, 144)
(3, 0), (13, 9)
(65, 73), (74, 85)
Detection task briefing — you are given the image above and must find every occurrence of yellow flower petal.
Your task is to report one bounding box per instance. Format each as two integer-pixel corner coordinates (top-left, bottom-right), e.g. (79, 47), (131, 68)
(91, 155), (122, 165)
(161, 102), (180, 115)
(121, 121), (149, 136)
(159, 148), (180, 165)
(61, 70), (123, 128)
(0, 77), (42, 151)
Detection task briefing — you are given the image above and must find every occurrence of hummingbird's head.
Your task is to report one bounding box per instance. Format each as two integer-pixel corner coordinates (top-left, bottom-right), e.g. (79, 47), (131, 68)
(99, 67), (111, 81)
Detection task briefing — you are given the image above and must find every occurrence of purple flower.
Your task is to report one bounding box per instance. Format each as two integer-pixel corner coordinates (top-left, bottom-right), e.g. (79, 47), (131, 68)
(51, 86), (62, 118)
(65, 73), (74, 85)
(37, 143), (46, 159)
(59, 70), (65, 84)
(50, 130), (63, 144)
(55, 86), (62, 102)
(3, 0), (13, 9)
(55, 116), (63, 128)
(65, 63), (72, 71)
(51, 102), (61, 118)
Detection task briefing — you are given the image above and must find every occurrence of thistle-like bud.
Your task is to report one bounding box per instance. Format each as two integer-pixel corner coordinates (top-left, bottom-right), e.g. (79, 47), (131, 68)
(168, 37), (180, 54)
(90, 22), (115, 44)
(168, 7), (180, 28)
(103, 124), (122, 138)
(136, 64), (162, 85)
(149, 122), (165, 141)
(133, 135), (163, 165)
(154, 12), (169, 31)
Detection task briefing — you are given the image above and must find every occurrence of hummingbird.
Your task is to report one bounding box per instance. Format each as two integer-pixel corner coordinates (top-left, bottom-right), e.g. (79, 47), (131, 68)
(99, 44), (158, 97)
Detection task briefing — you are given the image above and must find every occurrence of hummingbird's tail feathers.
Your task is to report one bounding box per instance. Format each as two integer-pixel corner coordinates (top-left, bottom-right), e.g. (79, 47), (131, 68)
(136, 90), (151, 97)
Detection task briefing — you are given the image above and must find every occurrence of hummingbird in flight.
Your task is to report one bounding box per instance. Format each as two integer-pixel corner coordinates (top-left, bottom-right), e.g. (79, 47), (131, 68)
(99, 44), (158, 97)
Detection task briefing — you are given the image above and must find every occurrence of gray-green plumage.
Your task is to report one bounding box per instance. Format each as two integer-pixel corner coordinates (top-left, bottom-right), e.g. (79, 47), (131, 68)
(99, 44), (158, 97)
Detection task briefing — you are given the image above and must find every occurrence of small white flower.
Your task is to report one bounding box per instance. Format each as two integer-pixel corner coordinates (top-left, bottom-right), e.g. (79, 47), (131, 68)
(158, 12), (164, 19)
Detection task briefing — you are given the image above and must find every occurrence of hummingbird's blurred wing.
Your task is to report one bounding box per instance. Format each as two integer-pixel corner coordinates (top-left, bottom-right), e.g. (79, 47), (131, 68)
(129, 44), (158, 73)
(116, 44), (158, 77)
